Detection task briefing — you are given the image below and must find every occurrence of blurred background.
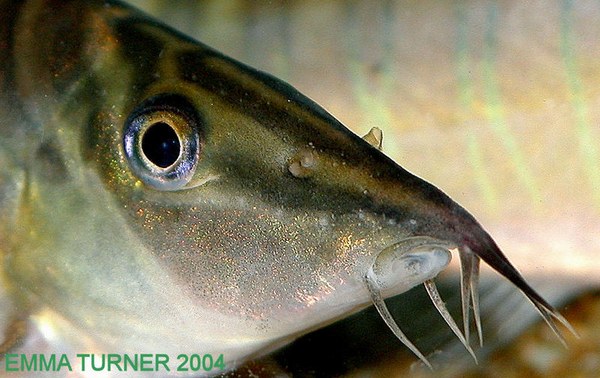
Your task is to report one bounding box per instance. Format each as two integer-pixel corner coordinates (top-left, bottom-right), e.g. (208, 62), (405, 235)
(127, 1), (600, 376)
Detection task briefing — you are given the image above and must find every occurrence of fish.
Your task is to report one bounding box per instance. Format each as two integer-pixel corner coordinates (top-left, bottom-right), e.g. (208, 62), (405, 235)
(129, 2), (600, 375)
(0, 0), (584, 377)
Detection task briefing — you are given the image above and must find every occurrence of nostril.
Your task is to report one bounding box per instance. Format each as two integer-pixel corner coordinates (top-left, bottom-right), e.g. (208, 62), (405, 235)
(288, 148), (317, 178)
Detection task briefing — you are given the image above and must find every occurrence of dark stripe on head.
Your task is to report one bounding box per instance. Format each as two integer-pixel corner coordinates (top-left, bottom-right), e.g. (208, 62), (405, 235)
(176, 50), (354, 150)
(112, 16), (168, 93)
(19, 0), (90, 95)
(0, 1), (27, 94)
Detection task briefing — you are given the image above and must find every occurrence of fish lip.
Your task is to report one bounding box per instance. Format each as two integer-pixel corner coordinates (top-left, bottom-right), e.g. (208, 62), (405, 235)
(367, 236), (455, 298)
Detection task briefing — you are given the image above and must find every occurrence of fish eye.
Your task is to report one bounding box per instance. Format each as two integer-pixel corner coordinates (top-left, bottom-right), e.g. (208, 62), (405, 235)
(123, 94), (202, 190)
(141, 121), (181, 168)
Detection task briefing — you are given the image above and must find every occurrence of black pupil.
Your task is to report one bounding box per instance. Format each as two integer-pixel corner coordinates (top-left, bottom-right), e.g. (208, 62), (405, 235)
(141, 122), (181, 168)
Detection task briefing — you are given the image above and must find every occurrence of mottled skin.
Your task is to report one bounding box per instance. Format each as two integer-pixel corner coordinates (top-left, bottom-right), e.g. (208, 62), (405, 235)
(0, 0), (574, 375)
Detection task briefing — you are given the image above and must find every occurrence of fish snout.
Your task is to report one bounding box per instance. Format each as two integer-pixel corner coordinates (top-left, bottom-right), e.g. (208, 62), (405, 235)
(321, 140), (578, 367)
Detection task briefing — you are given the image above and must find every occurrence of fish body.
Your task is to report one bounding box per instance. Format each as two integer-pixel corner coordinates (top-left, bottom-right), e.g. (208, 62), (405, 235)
(0, 1), (580, 377)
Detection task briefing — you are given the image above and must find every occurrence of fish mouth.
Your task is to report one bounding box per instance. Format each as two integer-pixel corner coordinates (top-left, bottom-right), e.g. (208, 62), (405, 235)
(365, 237), (454, 299)
(364, 236), (476, 369)
(363, 235), (577, 370)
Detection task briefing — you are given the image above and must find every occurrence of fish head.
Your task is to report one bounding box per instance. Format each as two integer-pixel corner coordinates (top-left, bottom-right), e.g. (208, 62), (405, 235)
(3, 0), (571, 367)
(92, 14), (542, 358)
